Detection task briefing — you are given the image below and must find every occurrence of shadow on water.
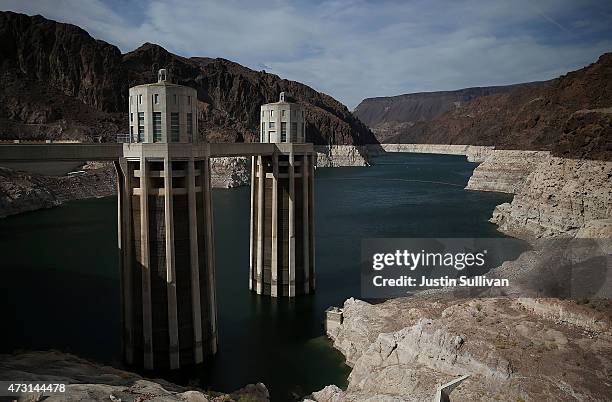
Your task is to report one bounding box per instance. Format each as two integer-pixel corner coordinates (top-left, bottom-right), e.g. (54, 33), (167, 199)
(0, 153), (526, 401)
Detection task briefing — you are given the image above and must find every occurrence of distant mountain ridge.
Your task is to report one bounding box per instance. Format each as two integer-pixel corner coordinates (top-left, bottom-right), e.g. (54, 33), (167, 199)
(354, 84), (538, 142)
(0, 11), (376, 145)
(355, 54), (612, 160)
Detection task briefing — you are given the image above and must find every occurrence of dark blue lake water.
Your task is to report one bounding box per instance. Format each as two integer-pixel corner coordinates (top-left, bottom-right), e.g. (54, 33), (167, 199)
(0, 153), (520, 400)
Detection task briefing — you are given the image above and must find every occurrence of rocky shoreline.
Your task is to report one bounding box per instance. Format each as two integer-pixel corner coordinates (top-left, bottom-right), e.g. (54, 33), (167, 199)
(0, 162), (116, 218)
(366, 143), (495, 163)
(313, 296), (611, 401)
(467, 150), (612, 240)
(0, 351), (270, 402)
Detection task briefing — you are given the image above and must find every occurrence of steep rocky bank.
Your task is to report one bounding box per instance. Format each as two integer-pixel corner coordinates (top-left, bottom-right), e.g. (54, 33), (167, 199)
(465, 150), (550, 194)
(312, 296), (611, 401)
(466, 151), (612, 239)
(489, 156), (612, 239)
(0, 351), (269, 402)
(314, 145), (371, 167)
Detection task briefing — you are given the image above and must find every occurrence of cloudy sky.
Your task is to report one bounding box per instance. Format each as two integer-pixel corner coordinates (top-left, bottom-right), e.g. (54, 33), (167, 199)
(3, 0), (612, 108)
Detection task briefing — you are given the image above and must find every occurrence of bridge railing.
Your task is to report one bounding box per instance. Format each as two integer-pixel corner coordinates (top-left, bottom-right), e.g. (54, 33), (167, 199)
(116, 133), (132, 143)
(0, 139), (83, 144)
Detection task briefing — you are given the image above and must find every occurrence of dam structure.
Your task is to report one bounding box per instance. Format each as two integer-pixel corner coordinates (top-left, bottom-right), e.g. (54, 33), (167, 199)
(0, 72), (316, 370)
(250, 93), (315, 297)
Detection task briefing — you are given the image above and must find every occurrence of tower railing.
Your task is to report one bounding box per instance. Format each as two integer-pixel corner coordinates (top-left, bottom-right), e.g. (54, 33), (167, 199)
(116, 133), (132, 143)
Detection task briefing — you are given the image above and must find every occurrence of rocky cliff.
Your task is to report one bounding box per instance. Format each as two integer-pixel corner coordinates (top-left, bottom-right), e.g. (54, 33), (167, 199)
(314, 145), (370, 167)
(312, 296), (611, 401)
(361, 53), (612, 161)
(0, 351), (270, 402)
(463, 149), (612, 239)
(465, 150), (550, 194)
(489, 156), (612, 239)
(0, 11), (376, 146)
(354, 85), (531, 142)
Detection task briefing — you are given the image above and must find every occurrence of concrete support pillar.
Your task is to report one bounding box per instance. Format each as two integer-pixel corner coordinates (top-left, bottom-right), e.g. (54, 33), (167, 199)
(309, 154), (316, 291)
(164, 158), (180, 369)
(256, 155), (264, 294)
(117, 159), (134, 362)
(248, 148), (315, 297)
(187, 158), (203, 363)
(115, 161), (124, 352)
(271, 153), (279, 296)
(249, 156), (256, 290)
(288, 151), (296, 297)
(139, 156), (154, 369)
(119, 144), (217, 370)
(302, 155), (310, 295)
(202, 156), (217, 353)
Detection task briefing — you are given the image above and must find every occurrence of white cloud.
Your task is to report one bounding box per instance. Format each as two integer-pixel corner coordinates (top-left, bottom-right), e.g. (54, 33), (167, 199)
(2, 0), (612, 108)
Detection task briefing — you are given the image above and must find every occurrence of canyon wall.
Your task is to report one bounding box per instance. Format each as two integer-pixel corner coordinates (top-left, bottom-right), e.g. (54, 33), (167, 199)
(488, 156), (612, 239)
(354, 85), (530, 143)
(463, 149), (612, 239)
(356, 53), (612, 162)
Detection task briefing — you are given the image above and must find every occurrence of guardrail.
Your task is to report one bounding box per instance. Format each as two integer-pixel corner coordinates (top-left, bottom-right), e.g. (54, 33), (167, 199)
(0, 139), (83, 144)
(116, 134), (132, 143)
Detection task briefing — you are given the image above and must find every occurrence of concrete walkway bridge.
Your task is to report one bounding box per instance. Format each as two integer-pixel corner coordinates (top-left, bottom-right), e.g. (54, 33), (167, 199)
(0, 142), (312, 161)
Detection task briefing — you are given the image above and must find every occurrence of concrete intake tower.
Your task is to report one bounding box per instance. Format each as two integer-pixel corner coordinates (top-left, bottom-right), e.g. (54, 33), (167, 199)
(249, 92), (316, 297)
(117, 69), (217, 370)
